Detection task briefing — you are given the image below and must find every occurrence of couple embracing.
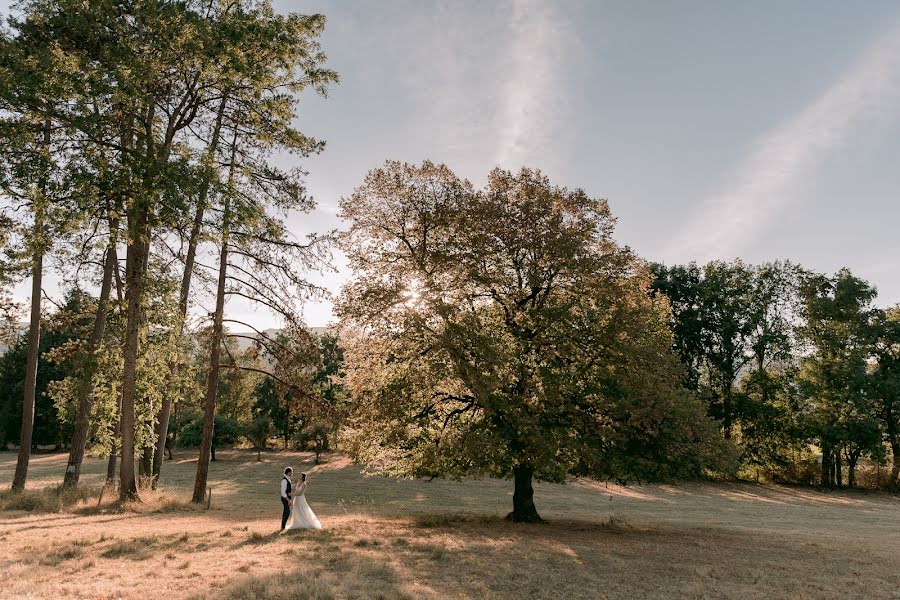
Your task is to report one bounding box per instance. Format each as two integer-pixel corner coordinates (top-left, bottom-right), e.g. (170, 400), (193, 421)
(279, 467), (322, 531)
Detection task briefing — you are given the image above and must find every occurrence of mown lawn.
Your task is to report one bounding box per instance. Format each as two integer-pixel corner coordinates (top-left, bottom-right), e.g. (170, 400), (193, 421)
(1, 449), (898, 599)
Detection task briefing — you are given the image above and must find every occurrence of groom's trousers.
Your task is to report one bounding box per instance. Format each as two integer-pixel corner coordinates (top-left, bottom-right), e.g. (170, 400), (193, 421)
(281, 497), (291, 530)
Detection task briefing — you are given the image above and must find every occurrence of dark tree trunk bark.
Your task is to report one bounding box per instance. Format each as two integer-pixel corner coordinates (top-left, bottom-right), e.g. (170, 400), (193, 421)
(820, 447), (832, 487)
(119, 206), (150, 502)
(151, 96), (228, 488)
(106, 450), (117, 483)
(847, 453), (858, 489)
(139, 447), (153, 481)
(722, 387), (733, 440)
(191, 144), (235, 504)
(506, 465), (543, 523)
(886, 405), (900, 487)
(63, 244), (116, 488)
(11, 232), (43, 492)
(835, 451), (843, 488)
(106, 269), (126, 485)
(106, 391), (121, 482)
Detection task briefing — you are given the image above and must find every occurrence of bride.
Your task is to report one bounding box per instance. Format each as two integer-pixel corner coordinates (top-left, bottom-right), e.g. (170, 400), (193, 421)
(285, 472), (322, 530)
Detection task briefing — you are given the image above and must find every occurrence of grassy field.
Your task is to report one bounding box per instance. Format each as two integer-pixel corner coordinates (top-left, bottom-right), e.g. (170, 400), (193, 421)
(1, 450), (899, 599)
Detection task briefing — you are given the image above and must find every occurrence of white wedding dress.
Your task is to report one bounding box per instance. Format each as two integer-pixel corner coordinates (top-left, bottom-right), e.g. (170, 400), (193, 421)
(285, 482), (322, 530)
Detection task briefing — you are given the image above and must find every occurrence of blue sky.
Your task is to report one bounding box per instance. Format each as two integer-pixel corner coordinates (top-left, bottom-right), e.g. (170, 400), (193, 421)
(5, 1), (900, 328)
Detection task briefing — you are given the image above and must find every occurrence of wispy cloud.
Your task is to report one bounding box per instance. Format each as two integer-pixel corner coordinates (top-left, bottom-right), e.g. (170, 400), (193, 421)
(495, 0), (570, 169)
(402, 0), (573, 179)
(665, 18), (900, 263)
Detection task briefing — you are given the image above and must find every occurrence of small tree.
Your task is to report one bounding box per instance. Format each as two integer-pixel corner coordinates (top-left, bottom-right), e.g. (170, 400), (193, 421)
(297, 422), (330, 464)
(246, 414), (273, 462)
(254, 377), (299, 450)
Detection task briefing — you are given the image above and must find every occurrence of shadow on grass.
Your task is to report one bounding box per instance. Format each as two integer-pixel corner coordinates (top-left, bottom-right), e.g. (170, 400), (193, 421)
(200, 552), (414, 600)
(98, 532), (193, 560)
(234, 531), (283, 549)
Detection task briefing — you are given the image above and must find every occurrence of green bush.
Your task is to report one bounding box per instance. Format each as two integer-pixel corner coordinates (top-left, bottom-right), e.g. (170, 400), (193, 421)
(177, 415), (243, 448)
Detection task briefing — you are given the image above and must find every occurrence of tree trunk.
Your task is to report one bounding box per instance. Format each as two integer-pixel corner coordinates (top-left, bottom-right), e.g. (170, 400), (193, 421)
(62, 244), (116, 488)
(820, 447), (832, 487)
(139, 447), (153, 481)
(506, 465), (543, 523)
(886, 405), (900, 487)
(151, 96), (228, 487)
(11, 228), (44, 492)
(119, 206), (150, 502)
(106, 451), (117, 482)
(106, 391), (121, 482)
(722, 387), (733, 440)
(835, 451), (843, 488)
(191, 145), (235, 504)
(847, 453), (858, 489)
(150, 393), (171, 489)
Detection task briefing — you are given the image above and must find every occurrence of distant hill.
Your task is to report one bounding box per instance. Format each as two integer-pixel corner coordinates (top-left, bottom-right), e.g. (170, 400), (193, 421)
(227, 326), (332, 352)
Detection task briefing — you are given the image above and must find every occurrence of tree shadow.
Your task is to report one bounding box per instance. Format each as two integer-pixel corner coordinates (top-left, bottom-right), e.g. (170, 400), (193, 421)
(232, 530), (283, 549)
(201, 550), (415, 600)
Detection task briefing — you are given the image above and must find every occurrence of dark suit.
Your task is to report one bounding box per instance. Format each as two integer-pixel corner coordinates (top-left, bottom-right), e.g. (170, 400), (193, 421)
(280, 476), (292, 530)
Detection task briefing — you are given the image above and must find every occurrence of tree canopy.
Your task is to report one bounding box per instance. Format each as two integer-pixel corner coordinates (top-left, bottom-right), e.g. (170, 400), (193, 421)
(337, 161), (730, 521)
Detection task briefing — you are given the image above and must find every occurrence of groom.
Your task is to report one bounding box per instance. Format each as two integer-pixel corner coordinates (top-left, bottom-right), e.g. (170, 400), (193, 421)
(280, 467), (293, 531)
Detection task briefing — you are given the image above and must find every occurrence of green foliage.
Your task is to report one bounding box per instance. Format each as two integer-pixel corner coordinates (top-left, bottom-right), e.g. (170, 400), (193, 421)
(178, 415), (243, 448)
(295, 422), (330, 461)
(797, 269), (885, 485)
(338, 161), (731, 498)
(245, 414), (273, 453)
(253, 376), (299, 449)
(0, 290), (92, 448)
(650, 261), (799, 440)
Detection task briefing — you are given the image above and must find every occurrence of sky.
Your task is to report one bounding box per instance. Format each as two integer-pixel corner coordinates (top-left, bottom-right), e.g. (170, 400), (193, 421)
(4, 1), (900, 329)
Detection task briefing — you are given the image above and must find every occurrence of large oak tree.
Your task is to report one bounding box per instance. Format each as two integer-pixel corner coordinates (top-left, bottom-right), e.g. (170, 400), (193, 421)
(338, 161), (729, 522)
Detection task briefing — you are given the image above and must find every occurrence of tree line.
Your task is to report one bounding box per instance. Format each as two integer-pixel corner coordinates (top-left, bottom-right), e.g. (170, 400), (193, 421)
(651, 262), (900, 488)
(0, 292), (345, 465)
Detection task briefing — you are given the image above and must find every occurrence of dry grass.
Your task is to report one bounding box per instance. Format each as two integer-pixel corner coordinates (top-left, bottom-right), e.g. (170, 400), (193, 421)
(0, 483), (102, 513)
(1, 450), (899, 599)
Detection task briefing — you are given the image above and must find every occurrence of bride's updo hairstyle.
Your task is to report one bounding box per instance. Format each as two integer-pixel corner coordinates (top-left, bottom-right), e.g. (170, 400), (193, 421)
(301, 472), (307, 482)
